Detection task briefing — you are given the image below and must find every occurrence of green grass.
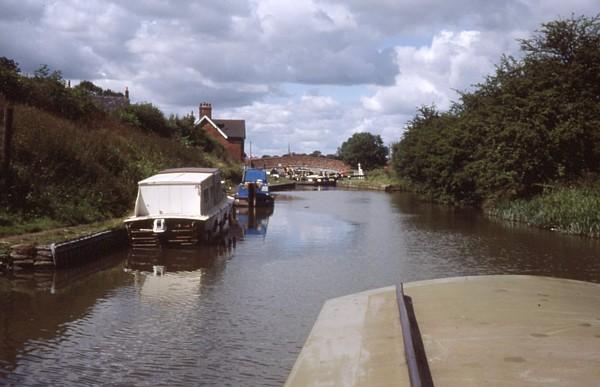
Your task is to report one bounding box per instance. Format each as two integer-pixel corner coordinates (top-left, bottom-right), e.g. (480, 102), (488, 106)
(487, 183), (600, 237)
(0, 218), (124, 245)
(0, 213), (61, 237)
(337, 168), (410, 190)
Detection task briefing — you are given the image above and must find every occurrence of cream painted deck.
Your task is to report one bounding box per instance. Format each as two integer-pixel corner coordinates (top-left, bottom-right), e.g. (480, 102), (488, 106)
(285, 275), (600, 387)
(285, 286), (410, 387)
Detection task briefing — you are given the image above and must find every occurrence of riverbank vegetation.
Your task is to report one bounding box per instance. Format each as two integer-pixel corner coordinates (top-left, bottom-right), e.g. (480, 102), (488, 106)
(392, 15), (600, 236)
(486, 183), (600, 238)
(0, 59), (240, 237)
(337, 168), (409, 191)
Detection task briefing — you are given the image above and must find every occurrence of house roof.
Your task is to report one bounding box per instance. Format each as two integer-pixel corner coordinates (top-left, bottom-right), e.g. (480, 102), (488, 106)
(214, 119), (246, 139)
(195, 116), (246, 139)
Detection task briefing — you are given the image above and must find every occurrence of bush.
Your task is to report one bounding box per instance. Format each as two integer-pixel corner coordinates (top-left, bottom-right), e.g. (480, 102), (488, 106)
(116, 103), (172, 137)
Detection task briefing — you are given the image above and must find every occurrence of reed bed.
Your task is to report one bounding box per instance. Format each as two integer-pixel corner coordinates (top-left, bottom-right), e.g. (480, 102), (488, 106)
(487, 184), (600, 238)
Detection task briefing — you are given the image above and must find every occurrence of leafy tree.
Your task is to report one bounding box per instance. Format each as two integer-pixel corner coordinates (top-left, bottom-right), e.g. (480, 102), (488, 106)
(338, 132), (388, 170)
(393, 14), (600, 205)
(310, 150), (322, 157)
(74, 80), (104, 96)
(0, 57), (22, 101)
(117, 103), (171, 137)
(167, 112), (226, 157)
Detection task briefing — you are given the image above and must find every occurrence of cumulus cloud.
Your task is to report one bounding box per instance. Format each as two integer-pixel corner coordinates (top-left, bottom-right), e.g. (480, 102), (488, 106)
(1, 0), (599, 155)
(361, 29), (521, 115)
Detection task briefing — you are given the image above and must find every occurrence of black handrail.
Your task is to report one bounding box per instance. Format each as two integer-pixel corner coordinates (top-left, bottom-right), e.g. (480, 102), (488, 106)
(396, 283), (435, 387)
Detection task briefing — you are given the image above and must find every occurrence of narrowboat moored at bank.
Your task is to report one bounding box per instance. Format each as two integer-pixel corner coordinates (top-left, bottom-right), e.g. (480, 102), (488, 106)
(234, 168), (275, 207)
(124, 168), (233, 248)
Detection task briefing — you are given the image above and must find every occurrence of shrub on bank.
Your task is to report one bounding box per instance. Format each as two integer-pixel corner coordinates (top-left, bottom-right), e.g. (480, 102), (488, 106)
(487, 183), (600, 237)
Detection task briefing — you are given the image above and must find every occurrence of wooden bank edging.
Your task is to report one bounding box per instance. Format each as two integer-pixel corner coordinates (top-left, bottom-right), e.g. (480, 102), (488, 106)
(0, 228), (127, 272)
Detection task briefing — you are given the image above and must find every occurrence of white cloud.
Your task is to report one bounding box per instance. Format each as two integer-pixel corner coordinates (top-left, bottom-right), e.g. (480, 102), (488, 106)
(361, 29), (517, 115)
(0, 0), (599, 156)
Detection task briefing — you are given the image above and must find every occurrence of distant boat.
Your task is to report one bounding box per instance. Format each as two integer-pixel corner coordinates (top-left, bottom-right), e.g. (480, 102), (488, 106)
(124, 168), (233, 248)
(296, 173), (337, 187)
(234, 168), (275, 207)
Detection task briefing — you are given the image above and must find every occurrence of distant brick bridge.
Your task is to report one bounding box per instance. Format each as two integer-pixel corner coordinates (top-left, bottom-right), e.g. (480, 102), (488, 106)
(247, 155), (351, 174)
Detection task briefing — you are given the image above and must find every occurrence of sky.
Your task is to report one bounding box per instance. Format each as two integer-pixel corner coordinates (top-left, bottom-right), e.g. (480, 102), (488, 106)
(1, 1), (599, 156)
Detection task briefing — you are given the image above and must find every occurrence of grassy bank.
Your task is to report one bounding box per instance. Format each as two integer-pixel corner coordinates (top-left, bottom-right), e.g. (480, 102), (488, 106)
(486, 183), (600, 238)
(337, 168), (410, 191)
(1, 104), (241, 237)
(0, 218), (123, 246)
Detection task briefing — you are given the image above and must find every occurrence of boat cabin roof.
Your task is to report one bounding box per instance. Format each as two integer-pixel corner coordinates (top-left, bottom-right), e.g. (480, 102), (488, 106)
(243, 168), (268, 183)
(139, 168), (219, 185)
(157, 167), (219, 174)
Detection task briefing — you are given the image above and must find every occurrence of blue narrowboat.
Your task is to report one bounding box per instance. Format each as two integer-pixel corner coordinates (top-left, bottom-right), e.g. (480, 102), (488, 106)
(234, 168), (275, 207)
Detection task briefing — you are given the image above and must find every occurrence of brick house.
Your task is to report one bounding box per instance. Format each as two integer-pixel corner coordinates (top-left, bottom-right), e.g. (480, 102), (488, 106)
(195, 103), (245, 162)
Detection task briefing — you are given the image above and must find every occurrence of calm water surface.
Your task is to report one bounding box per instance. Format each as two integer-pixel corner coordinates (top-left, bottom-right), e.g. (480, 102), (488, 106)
(1, 190), (600, 385)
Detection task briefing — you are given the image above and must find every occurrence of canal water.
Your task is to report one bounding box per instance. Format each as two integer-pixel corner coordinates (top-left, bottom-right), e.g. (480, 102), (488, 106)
(1, 189), (600, 385)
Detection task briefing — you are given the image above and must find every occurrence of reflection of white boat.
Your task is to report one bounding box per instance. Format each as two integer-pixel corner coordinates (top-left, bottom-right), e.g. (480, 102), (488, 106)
(285, 275), (600, 387)
(135, 268), (202, 304)
(124, 168), (233, 248)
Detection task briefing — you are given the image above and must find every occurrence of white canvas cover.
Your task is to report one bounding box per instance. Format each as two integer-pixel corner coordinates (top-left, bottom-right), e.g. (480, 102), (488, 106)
(134, 172), (213, 217)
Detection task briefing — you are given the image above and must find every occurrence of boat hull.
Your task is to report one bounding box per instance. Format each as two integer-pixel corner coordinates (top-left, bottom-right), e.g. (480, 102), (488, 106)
(234, 183), (275, 207)
(234, 193), (274, 207)
(124, 205), (232, 248)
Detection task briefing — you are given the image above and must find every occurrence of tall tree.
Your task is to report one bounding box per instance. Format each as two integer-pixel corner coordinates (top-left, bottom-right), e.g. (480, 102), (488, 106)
(0, 57), (20, 186)
(338, 132), (388, 170)
(392, 14), (600, 205)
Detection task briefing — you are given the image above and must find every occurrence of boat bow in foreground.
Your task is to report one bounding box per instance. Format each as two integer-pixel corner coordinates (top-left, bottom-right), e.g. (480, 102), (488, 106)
(285, 275), (600, 387)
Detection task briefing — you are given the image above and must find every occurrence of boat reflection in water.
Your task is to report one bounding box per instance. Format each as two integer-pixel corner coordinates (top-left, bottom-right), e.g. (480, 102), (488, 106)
(235, 206), (274, 239)
(124, 244), (233, 273)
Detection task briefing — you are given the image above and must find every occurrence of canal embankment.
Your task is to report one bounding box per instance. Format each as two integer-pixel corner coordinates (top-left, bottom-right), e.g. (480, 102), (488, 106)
(336, 178), (407, 192)
(336, 169), (410, 192)
(0, 219), (127, 272)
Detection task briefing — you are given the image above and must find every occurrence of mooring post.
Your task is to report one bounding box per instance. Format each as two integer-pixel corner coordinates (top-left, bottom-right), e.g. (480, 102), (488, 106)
(248, 182), (256, 208)
(1, 98), (14, 183)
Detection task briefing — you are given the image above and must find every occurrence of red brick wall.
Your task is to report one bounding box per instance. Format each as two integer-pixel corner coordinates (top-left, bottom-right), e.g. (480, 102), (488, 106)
(201, 122), (244, 162)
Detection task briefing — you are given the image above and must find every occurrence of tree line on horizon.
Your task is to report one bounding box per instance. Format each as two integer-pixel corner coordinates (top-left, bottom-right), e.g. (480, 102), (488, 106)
(391, 14), (600, 205)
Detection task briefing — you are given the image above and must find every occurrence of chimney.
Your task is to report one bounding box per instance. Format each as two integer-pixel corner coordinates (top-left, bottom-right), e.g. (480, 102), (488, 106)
(125, 86), (129, 100)
(199, 102), (212, 119)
